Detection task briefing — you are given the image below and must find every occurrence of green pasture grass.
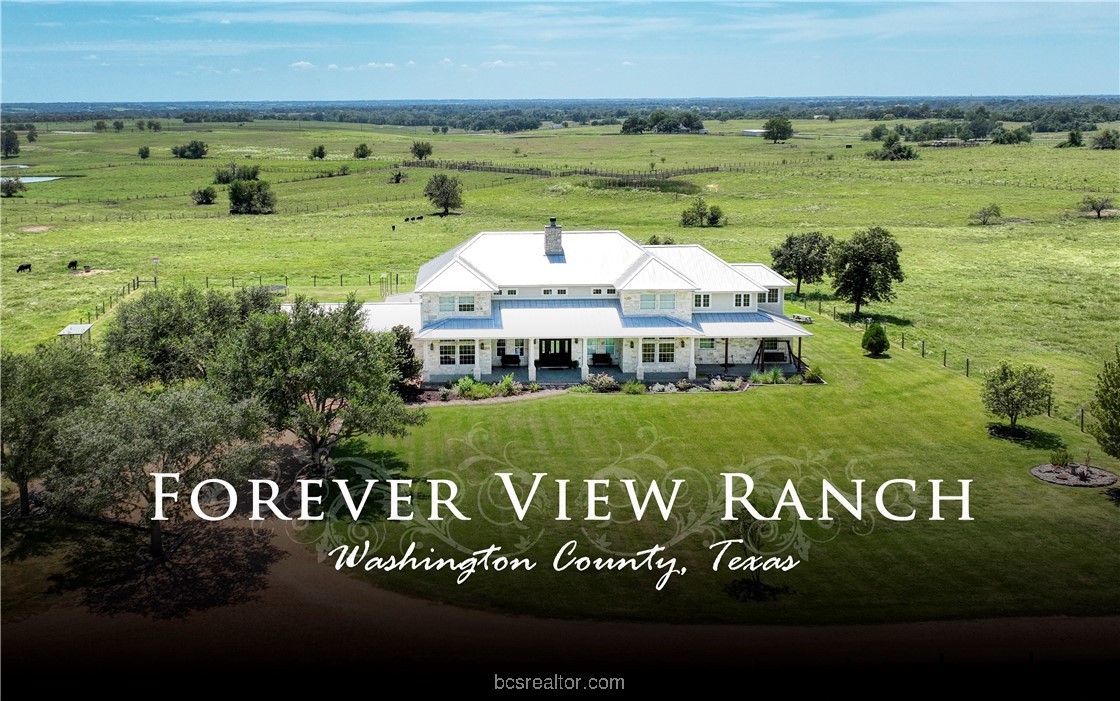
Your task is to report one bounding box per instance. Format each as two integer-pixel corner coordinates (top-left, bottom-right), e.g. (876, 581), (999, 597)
(316, 310), (1119, 624)
(2, 122), (1117, 417)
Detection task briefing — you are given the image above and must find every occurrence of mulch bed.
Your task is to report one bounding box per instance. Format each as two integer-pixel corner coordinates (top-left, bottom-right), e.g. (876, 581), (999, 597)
(1030, 463), (1118, 488)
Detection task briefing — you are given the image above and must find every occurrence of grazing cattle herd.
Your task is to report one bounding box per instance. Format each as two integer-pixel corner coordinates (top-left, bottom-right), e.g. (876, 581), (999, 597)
(15, 260), (81, 273)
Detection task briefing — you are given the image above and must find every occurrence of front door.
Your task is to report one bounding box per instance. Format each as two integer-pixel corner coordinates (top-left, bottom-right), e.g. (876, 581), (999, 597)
(539, 339), (572, 367)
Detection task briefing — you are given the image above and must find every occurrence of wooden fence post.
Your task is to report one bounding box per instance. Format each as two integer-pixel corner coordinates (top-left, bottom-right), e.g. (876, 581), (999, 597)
(943, 349), (947, 367)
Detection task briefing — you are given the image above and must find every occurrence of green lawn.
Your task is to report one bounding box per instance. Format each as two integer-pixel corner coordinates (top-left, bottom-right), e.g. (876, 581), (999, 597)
(320, 309), (1120, 624)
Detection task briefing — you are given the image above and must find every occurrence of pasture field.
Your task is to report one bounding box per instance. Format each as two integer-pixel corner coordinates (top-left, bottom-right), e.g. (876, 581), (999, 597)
(2, 119), (1117, 417)
(1, 117), (1119, 625)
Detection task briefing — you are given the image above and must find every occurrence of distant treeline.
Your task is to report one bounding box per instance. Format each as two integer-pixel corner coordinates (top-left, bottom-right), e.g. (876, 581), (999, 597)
(2, 97), (1117, 134)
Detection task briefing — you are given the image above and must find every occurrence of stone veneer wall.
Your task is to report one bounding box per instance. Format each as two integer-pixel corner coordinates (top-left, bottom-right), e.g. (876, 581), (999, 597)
(619, 337), (693, 373)
(619, 291), (693, 322)
(421, 292), (492, 322)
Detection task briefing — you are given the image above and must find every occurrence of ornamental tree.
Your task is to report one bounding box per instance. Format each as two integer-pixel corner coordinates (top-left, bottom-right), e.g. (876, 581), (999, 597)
(980, 361), (1053, 430)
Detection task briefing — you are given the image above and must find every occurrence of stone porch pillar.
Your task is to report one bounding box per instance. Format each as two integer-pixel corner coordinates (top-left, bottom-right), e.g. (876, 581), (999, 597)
(636, 338), (645, 380)
(473, 339), (481, 380)
(580, 337), (589, 381)
(528, 339), (537, 381)
(688, 337), (696, 380)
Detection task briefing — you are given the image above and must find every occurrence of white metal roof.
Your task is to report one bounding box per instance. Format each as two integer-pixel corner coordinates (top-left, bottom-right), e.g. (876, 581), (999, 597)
(616, 256), (697, 291)
(290, 302), (424, 333)
(731, 263), (794, 289)
(450, 230), (649, 288)
(414, 259), (498, 293)
(647, 246), (767, 293)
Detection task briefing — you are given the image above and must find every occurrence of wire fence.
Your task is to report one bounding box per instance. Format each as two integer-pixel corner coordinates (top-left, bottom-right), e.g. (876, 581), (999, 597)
(70, 269), (417, 328)
(788, 295), (1096, 433)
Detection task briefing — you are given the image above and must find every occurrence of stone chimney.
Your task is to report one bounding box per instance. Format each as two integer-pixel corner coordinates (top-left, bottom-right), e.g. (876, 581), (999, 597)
(544, 217), (563, 256)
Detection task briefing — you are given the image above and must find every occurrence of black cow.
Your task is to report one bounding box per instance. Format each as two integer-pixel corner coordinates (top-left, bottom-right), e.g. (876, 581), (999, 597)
(417, 215), (423, 221)
(16, 263), (31, 273)
(392, 225), (396, 232)
(68, 260), (78, 270)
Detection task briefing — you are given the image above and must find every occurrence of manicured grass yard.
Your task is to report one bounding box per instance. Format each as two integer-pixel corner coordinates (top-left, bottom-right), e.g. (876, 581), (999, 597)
(325, 312), (1119, 624)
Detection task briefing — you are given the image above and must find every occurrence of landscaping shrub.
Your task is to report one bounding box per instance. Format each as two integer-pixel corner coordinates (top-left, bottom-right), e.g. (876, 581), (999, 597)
(527, 383), (542, 393)
(587, 372), (619, 393)
(709, 377), (743, 392)
(496, 373), (522, 397)
(687, 386), (710, 393)
(804, 365), (824, 383)
(467, 383), (497, 400)
(649, 383), (678, 393)
(455, 376), (476, 395)
(767, 368), (785, 384)
(862, 322), (891, 356)
(787, 374), (804, 385)
(749, 371), (767, 384)
(621, 380), (647, 394)
(675, 379), (694, 391)
(1050, 448), (1071, 468)
(438, 387), (452, 402)
(568, 384), (594, 394)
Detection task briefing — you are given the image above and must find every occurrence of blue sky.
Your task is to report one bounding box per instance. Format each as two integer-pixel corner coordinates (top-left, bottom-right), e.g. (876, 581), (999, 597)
(2, 1), (1117, 102)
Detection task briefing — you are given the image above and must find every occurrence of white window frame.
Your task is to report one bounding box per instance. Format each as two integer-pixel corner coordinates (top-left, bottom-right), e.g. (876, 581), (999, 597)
(543, 289), (553, 296)
(734, 293), (750, 308)
(458, 295), (476, 312)
(767, 288), (779, 303)
(606, 287), (616, 295)
(505, 289), (518, 296)
(694, 293), (711, 309)
(658, 340), (675, 363)
(439, 296), (455, 313)
(439, 344), (456, 365)
(640, 294), (656, 310)
(592, 288), (603, 295)
(699, 338), (715, 350)
(458, 343), (476, 365)
(556, 288), (568, 295)
(659, 293), (675, 310)
(763, 340), (779, 351)
(641, 340), (656, 363)
(496, 339), (506, 356)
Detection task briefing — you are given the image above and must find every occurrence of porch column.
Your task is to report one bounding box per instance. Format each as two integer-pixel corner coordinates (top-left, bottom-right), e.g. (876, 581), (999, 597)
(528, 339), (537, 382)
(636, 338), (645, 380)
(688, 338), (696, 380)
(473, 339), (482, 380)
(580, 337), (589, 381)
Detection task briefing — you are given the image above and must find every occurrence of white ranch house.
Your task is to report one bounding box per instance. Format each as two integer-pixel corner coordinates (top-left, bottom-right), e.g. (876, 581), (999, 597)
(362, 219), (811, 384)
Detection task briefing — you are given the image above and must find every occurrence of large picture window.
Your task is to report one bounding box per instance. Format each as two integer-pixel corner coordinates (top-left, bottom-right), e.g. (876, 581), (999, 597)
(439, 344), (456, 365)
(458, 343), (476, 365)
(699, 339), (715, 350)
(658, 341), (675, 363)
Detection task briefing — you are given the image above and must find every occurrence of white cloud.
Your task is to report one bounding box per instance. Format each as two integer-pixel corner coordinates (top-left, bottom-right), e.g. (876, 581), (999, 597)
(327, 63), (339, 70)
(440, 58), (453, 66)
(406, 60), (416, 67)
(289, 60), (315, 70)
(220, 19), (230, 25)
(538, 61), (556, 67)
(360, 62), (396, 70)
(481, 60), (516, 69)
(83, 54), (99, 61)
(621, 60), (633, 66)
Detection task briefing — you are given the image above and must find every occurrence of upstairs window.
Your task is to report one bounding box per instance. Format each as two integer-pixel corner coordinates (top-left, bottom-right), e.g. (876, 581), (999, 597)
(694, 294), (711, 308)
(493, 289), (502, 296)
(458, 295), (476, 312)
(734, 294), (750, 307)
(659, 294), (675, 310)
(767, 288), (779, 303)
(543, 289), (553, 295)
(556, 288), (568, 295)
(606, 287), (616, 294)
(592, 288), (603, 295)
(640, 294), (656, 310)
(438, 296), (455, 313)
(505, 289), (518, 296)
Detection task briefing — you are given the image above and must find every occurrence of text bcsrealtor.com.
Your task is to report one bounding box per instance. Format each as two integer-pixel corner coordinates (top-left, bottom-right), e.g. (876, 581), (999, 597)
(494, 675), (625, 691)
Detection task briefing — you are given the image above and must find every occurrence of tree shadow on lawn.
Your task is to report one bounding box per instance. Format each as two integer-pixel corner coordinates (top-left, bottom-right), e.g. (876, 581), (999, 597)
(864, 353), (892, 359)
(1106, 487), (1120, 508)
(46, 521), (286, 620)
(986, 422), (1066, 451)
